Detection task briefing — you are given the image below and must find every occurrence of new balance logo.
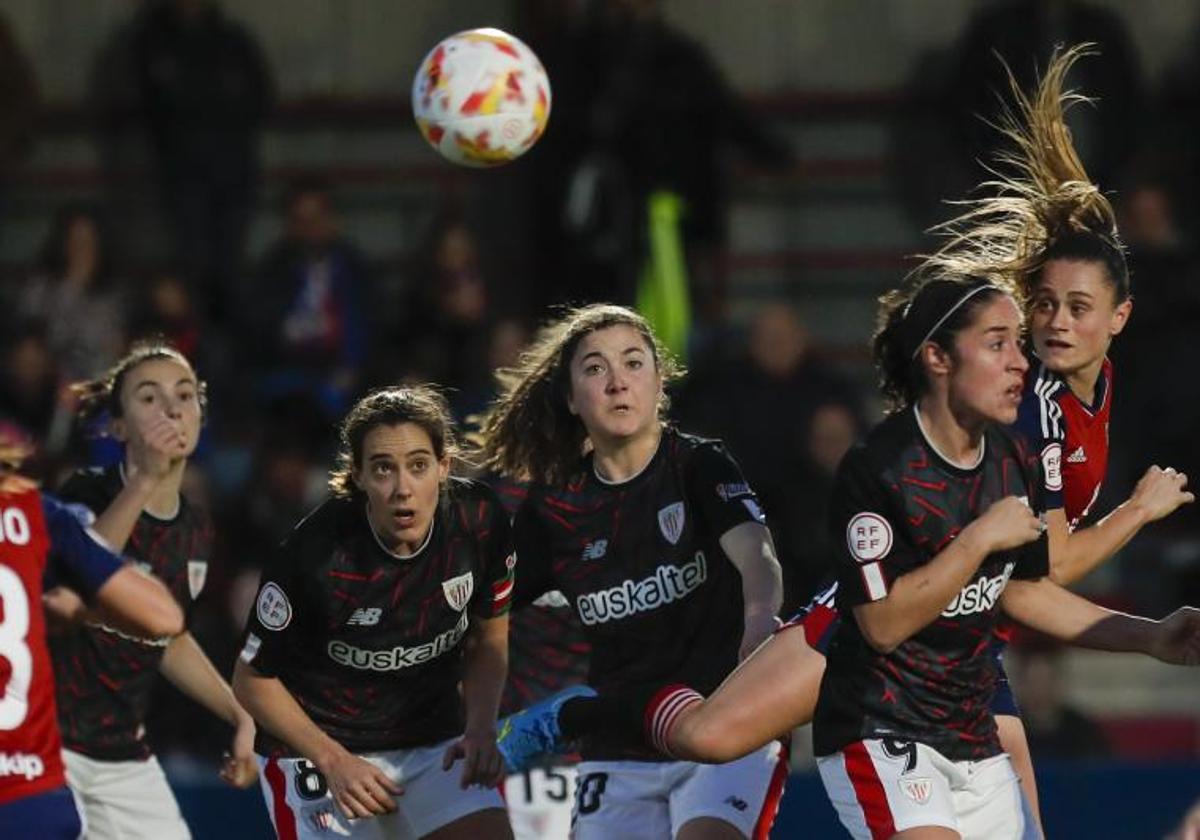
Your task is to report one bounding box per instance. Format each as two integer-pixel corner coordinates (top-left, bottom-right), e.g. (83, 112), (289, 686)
(1067, 446), (1087, 464)
(346, 607), (382, 626)
(724, 796), (748, 812)
(582, 539), (608, 560)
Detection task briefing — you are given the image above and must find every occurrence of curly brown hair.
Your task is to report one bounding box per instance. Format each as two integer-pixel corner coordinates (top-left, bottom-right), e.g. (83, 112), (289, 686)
(474, 304), (682, 486)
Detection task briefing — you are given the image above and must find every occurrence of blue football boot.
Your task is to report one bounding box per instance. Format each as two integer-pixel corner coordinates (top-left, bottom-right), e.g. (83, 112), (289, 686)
(496, 684), (597, 772)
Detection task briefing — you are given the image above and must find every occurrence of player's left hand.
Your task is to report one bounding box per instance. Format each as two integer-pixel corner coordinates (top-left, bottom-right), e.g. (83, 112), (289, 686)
(218, 713), (259, 788)
(739, 611), (782, 661)
(442, 728), (505, 789)
(1150, 607), (1200, 666)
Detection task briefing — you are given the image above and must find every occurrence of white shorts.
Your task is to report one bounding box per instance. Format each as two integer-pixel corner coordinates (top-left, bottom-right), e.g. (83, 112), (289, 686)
(503, 765), (577, 840)
(817, 739), (1034, 840)
(257, 738), (505, 840)
(570, 740), (787, 840)
(63, 749), (190, 840)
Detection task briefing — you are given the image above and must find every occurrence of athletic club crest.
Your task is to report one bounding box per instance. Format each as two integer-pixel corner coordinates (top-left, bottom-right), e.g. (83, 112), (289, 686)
(899, 777), (933, 805)
(442, 572), (474, 612)
(657, 502), (685, 545)
(187, 560), (208, 599)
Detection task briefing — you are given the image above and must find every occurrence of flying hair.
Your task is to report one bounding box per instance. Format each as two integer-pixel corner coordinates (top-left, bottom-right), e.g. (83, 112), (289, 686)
(917, 43), (1126, 296)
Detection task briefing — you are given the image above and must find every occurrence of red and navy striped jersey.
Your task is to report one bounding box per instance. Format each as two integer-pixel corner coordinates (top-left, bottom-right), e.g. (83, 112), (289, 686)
(1014, 356), (1112, 530)
(513, 427), (764, 761)
(239, 478), (514, 756)
(1, 486), (123, 805)
(814, 408), (1049, 762)
(49, 466), (212, 761)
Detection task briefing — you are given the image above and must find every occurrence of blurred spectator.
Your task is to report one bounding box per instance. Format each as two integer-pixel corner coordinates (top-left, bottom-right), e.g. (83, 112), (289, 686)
(0, 324), (68, 463)
(1107, 182), (1200, 536)
(133, 0), (274, 318)
(769, 401), (864, 612)
(90, 6), (155, 262)
(1010, 645), (1110, 762)
(129, 268), (204, 360)
(404, 212), (496, 410)
(17, 205), (128, 381)
(677, 303), (860, 481)
(675, 303), (863, 611)
(452, 317), (532, 424)
(524, 0), (791, 321)
(0, 12), (37, 233)
(246, 179), (369, 418)
(1157, 16), (1200, 241)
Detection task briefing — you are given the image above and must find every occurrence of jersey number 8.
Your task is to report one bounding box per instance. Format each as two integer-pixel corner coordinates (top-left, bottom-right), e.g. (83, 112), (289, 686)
(0, 564), (33, 731)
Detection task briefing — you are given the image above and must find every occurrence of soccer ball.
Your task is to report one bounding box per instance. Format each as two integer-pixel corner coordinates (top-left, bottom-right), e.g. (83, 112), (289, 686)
(412, 28), (551, 167)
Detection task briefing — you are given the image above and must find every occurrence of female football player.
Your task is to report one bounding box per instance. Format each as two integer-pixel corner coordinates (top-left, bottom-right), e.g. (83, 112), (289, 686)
(0, 437), (183, 840)
(921, 43), (1193, 831)
(233, 386), (515, 840)
(47, 342), (258, 840)
(479, 304), (788, 840)
(806, 269), (1200, 839)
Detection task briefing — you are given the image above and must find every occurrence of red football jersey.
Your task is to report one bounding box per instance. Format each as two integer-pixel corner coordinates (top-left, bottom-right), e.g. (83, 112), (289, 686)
(1016, 357), (1112, 529)
(0, 487), (65, 805)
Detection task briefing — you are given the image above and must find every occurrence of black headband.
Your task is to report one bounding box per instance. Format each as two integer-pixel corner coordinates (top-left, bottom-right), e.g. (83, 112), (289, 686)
(901, 278), (1002, 359)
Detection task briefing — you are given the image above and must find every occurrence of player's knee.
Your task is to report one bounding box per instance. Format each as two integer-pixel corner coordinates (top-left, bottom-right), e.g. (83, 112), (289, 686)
(679, 712), (744, 764)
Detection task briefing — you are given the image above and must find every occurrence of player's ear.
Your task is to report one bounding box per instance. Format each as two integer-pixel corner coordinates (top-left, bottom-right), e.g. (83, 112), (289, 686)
(919, 342), (953, 378)
(1109, 297), (1132, 338)
(437, 453), (450, 483)
(350, 461), (364, 492)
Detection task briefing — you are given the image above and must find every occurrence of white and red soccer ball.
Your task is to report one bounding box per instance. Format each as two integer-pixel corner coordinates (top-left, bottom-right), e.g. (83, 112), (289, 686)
(412, 28), (551, 167)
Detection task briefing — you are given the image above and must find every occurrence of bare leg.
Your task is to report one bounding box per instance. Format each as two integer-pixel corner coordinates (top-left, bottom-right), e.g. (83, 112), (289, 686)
(666, 624), (825, 763)
(676, 815), (746, 839)
(422, 806), (513, 840)
(996, 714), (1044, 839)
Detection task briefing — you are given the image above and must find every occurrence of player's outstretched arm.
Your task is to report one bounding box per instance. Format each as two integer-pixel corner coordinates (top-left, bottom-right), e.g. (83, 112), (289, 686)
(719, 521), (784, 660)
(1048, 465), (1193, 587)
(93, 564), (184, 638)
(855, 496), (1041, 653)
(444, 615), (509, 788)
(1001, 577), (1200, 664)
(160, 632), (257, 787)
(232, 659), (402, 819)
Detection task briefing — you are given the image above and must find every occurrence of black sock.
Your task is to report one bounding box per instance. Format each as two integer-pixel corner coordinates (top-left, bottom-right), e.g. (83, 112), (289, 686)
(558, 684), (664, 741)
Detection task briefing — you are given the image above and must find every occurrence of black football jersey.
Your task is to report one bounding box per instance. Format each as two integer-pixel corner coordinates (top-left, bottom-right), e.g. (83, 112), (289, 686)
(813, 408), (1049, 762)
(239, 478), (514, 756)
(491, 477), (590, 717)
(513, 427), (764, 760)
(49, 466), (213, 761)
